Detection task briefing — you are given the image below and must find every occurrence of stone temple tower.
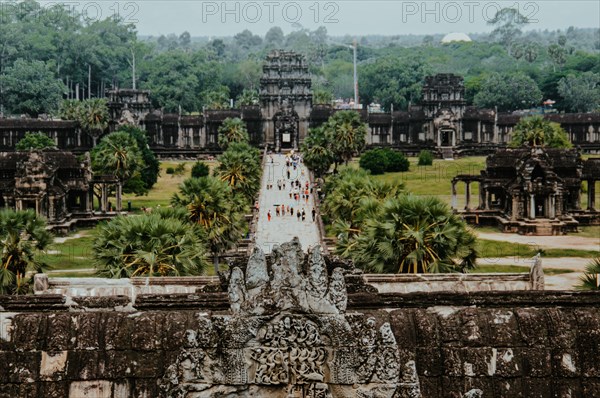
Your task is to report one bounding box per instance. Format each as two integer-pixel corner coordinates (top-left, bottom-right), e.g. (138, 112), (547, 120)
(421, 73), (466, 148)
(260, 50), (312, 151)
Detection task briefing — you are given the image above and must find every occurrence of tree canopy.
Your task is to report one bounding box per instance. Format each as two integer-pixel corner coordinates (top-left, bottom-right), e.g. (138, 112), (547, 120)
(510, 116), (572, 148)
(15, 132), (56, 151)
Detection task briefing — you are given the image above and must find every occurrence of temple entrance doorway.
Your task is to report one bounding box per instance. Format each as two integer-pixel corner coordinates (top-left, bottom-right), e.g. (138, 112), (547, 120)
(535, 195), (546, 218)
(440, 129), (454, 146)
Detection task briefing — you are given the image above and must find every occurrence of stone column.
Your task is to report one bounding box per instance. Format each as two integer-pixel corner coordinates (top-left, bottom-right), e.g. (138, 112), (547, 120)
(87, 188), (93, 212)
(437, 129), (441, 147)
(101, 184), (108, 212)
(485, 190), (490, 210)
(549, 195), (556, 219)
(511, 195), (519, 220)
(588, 180), (596, 211)
(451, 182), (457, 209)
(478, 183), (485, 209)
(465, 182), (471, 210)
(116, 182), (122, 212)
(452, 130), (456, 146)
(530, 194), (536, 219)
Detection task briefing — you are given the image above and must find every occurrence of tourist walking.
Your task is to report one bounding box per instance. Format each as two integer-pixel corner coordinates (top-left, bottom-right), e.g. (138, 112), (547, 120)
(296, 209), (301, 221)
(301, 208), (306, 221)
(267, 210), (272, 222)
(312, 208), (316, 222)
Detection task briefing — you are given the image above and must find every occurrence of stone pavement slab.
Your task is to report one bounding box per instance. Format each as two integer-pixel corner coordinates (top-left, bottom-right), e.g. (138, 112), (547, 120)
(254, 153), (321, 253)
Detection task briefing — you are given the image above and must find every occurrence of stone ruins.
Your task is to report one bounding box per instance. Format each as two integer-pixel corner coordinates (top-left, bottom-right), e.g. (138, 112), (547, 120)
(1, 239), (599, 397)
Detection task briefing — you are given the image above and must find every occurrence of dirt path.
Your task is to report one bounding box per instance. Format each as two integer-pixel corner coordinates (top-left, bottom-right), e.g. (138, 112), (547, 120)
(476, 231), (599, 252)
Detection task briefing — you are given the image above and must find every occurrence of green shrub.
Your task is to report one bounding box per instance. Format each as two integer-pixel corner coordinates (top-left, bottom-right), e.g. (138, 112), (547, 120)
(359, 149), (388, 175)
(418, 150), (434, 166)
(191, 161), (210, 178)
(166, 167), (175, 174)
(360, 148), (410, 174)
(385, 149), (410, 172)
(174, 163), (186, 175)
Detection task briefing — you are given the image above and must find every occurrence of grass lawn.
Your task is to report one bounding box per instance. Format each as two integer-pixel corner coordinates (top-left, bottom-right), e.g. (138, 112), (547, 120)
(478, 239), (599, 258)
(121, 160), (217, 211)
(578, 225), (600, 240)
(472, 264), (574, 275)
(38, 230), (96, 272)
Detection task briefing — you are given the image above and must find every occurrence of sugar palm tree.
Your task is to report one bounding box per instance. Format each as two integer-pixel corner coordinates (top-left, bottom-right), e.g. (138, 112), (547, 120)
(0, 209), (52, 294)
(324, 111), (367, 172)
(510, 116), (572, 148)
(345, 195), (478, 274)
(79, 99), (109, 146)
(94, 213), (209, 278)
(172, 176), (247, 274)
(217, 117), (250, 150)
(578, 257), (600, 290)
(215, 142), (261, 203)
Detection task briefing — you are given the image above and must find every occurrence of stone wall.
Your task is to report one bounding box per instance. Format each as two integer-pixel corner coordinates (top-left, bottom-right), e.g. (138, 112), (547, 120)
(0, 241), (594, 397)
(1, 291), (600, 397)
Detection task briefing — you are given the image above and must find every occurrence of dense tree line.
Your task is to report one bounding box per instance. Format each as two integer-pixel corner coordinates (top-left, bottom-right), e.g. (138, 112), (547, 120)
(1, 1), (598, 117)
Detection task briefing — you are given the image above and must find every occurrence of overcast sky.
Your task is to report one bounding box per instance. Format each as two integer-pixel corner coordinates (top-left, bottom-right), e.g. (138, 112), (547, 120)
(48, 1), (600, 37)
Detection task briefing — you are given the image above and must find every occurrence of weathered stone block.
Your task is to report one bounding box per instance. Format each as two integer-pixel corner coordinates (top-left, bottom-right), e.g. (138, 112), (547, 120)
(459, 308), (489, 347)
(13, 313), (45, 351)
(68, 380), (112, 397)
(521, 348), (552, 377)
(73, 313), (101, 351)
(487, 309), (522, 346)
(415, 348), (442, 377)
(39, 381), (69, 398)
(131, 313), (160, 351)
(551, 378), (582, 397)
(522, 377), (553, 398)
(494, 348), (523, 377)
(102, 313), (133, 351)
(66, 350), (102, 380)
(388, 309), (416, 348)
(515, 308), (549, 347)
(547, 309), (578, 348)
(40, 351), (68, 381)
(551, 350), (580, 377)
(45, 313), (71, 351)
(412, 309), (440, 348)
(494, 378), (524, 398)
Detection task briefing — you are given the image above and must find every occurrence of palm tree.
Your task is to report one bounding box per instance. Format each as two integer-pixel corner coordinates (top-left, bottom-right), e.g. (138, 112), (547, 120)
(578, 257), (600, 290)
(323, 110), (367, 172)
(217, 117), (250, 150)
(91, 131), (146, 195)
(172, 176), (247, 274)
(79, 99), (109, 146)
(215, 142), (261, 203)
(0, 209), (52, 294)
(301, 127), (333, 178)
(94, 213), (209, 278)
(510, 116), (572, 148)
(344, 195), (478, 274)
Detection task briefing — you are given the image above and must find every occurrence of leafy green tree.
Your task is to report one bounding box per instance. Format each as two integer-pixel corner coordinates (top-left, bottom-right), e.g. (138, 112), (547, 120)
(236, 89), (259, 106)
(558, 72), (600, 113)
(323, 111), (368, 171)
(204, 86), (230, 109)
(313, 89), (334, 105)
(265, 26), (285, 47)
(171, 176), (246, 273)
(510, 116), (572, 148)
(91, 131), (147, 195)
(578, 258), (600, 290)
(384, 149), (410, 172)
(217, 118), (249, 149)
(0, 59), (65, 117)
(93, 212), (209, 278)
(215, 142), (261, 203)
(360, 56), (429, 111)
(474, 72), (542, 112)
(548, 44), (567, 72)
(60, 99), (110, 145)
(15, 132), (56, 151)
(523, 43), (539, 63)
(0, 209), (52, 294)
(488, 8), (528, 54)
(344, 195), (477, 274)
(191, 161), (210, 178)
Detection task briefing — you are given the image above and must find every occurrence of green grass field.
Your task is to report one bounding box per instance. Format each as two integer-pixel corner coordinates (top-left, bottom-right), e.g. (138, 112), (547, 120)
(477, 238), (599, 258)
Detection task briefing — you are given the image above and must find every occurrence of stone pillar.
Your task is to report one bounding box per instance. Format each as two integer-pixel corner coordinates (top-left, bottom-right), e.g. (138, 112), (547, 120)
(511, 195), (519, 220)
(451, 130), (456, 147)
(478, 183), (485, 209)
(101, 184), (108, 212)
(588, 180), (596, 211)
(465, 182), (471, 210)
(116, 182), (122, 212)
(437, 129), (441, 147)
(485, 190), (490, 210)
(477, 121), (482, 143)
(549, 195), (556, 219)
(530, 194), (536, 219)
(451, 182), (457, 209)
(87, 188), (93, 212)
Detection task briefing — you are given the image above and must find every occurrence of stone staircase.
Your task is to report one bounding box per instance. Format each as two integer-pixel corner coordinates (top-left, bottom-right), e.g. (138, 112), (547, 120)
(441, 147), (454, 160)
